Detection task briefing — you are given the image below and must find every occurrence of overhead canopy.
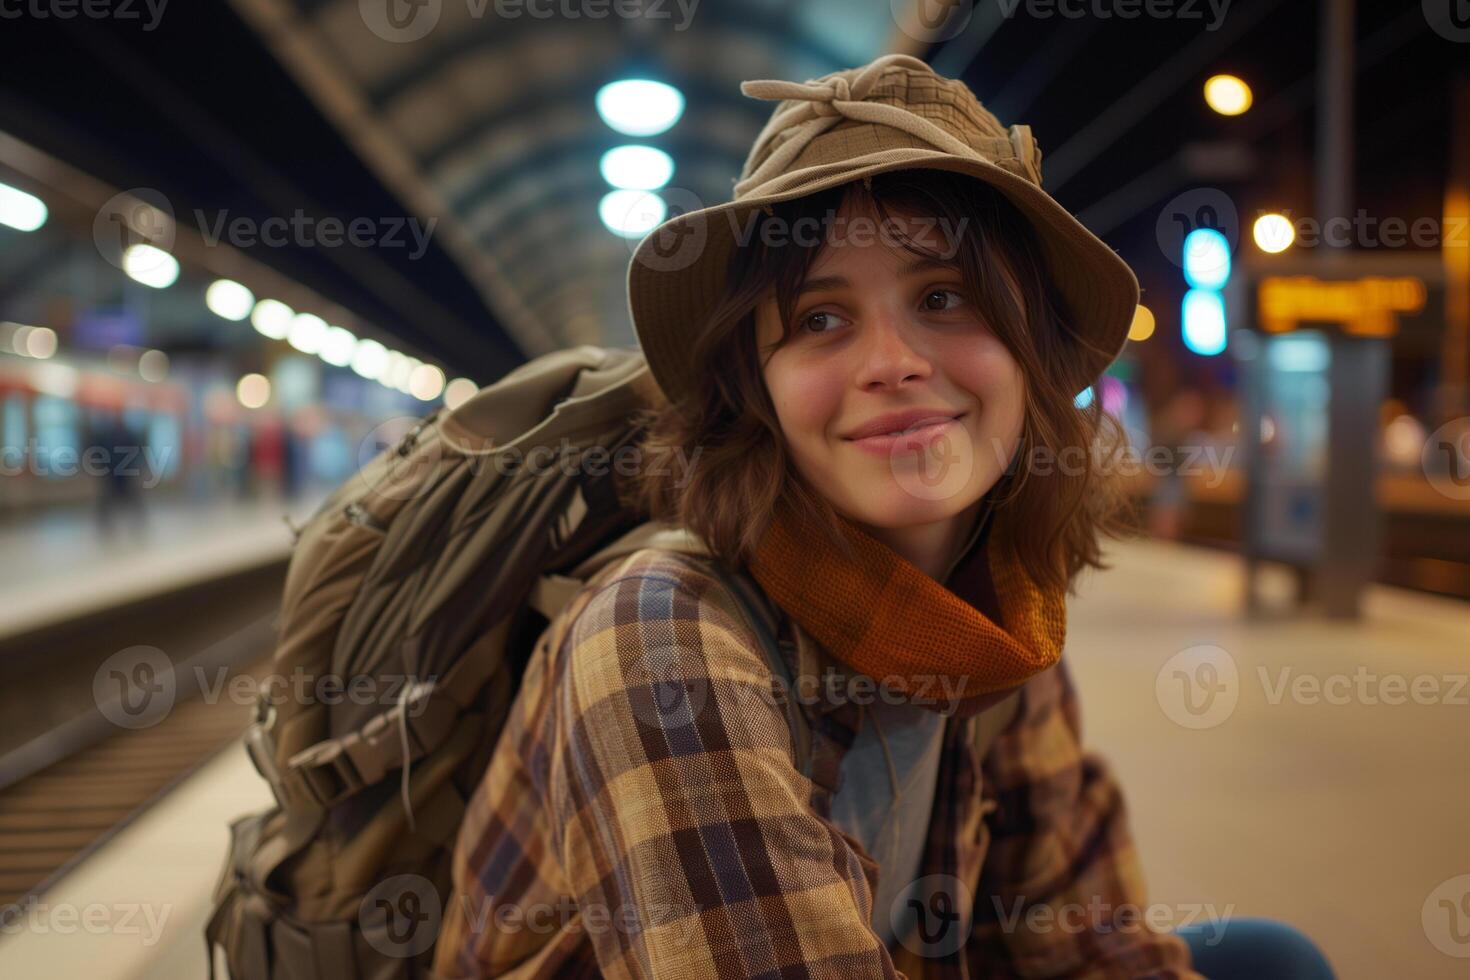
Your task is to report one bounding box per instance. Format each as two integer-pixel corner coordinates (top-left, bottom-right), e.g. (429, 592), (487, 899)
(230, 0), (913, 358)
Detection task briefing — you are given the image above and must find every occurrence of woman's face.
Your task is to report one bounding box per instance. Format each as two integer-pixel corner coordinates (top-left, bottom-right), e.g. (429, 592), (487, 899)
(755, 202), (1026, 535)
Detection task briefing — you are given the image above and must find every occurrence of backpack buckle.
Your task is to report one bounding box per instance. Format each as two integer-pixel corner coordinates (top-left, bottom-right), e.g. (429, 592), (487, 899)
(275, 684), (449, 811)
(285, 740), (363, 810)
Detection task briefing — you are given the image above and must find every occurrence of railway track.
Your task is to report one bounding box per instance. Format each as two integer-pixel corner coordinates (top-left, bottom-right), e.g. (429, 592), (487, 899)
(0, 565), (285, 925)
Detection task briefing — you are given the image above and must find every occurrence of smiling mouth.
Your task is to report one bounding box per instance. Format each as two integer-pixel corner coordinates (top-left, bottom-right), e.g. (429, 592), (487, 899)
(857, 413), (964, 439)
(893, 415), (960, 436)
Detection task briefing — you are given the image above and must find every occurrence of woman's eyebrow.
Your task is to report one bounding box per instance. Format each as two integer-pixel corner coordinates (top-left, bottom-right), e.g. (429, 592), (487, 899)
(794, 275), (847, 296)
(795, 257), (958, 296)
(899, 256), (958, 276)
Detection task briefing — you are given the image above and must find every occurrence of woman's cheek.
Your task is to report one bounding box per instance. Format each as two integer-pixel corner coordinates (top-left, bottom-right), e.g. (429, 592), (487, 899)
(772, 361), (843, 447)
(959, 346), (1026, 447)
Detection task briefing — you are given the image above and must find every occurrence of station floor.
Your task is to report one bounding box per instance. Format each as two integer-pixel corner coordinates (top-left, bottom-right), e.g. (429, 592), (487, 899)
(1, 537), (1465, 979)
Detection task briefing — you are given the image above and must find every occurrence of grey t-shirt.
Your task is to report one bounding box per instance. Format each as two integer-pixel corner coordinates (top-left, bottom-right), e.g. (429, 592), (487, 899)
(827, 694), (950, 949)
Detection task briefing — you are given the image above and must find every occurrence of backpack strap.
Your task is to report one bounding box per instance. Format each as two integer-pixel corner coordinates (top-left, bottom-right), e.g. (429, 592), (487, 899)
(260, 618), (513, 812)
(530, 520), (710, 621)
(552, 522), (815, 780)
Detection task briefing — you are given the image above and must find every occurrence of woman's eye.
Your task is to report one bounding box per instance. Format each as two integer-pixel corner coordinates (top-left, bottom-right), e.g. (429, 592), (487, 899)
(921, 288), (966, 312)
(800, 310), (844, 334)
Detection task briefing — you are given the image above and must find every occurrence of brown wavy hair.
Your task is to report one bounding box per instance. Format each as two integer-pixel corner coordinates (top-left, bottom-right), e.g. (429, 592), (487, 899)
(622, 168), (1133, 594)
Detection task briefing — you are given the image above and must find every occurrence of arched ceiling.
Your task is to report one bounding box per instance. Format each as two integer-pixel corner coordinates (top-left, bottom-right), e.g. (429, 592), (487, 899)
(229, 0), (923, 358)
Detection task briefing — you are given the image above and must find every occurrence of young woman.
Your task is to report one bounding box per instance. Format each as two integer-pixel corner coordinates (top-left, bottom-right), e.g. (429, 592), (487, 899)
(435, 55), (1334, 979)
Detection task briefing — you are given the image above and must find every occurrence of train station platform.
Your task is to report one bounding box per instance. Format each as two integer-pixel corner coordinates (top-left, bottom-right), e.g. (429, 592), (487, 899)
(1, 538), (1465, 979)
(0, 492), (329, 641)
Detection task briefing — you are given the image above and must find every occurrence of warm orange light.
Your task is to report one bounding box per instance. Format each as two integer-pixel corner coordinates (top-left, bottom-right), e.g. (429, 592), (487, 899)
(1204, 75), (1252, 116)
(1128, 304), (1156, 342)
(1253, 213), (1295, 253)
(1257, 276), (1426, 337)
(236, 372), (271, 409)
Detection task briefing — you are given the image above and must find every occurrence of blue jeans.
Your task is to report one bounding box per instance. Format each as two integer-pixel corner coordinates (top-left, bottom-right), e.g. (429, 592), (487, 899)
(1174, 916), (1335, 979)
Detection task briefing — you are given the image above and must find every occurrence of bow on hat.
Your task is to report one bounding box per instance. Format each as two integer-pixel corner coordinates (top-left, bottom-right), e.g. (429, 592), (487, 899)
(733, 53), (1043, 197)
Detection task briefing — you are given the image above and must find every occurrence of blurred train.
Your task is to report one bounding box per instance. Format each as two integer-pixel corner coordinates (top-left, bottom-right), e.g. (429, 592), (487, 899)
(0, 350), (418, 516)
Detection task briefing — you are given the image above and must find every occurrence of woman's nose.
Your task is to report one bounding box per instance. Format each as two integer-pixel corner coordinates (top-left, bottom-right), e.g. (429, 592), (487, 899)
(855, 311), (932, 390)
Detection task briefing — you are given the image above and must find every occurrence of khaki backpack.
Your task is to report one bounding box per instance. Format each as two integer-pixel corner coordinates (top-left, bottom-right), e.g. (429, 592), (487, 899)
(205, 343), (1019, 979)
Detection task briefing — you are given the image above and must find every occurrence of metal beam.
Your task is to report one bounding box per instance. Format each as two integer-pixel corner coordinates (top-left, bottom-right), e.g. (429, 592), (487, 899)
(1073, 7), (1423, 239)
(1041, 0), (1284, 192)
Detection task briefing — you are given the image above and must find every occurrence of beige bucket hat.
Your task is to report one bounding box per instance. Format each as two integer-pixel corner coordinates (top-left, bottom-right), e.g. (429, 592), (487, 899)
(625, 53), (1140, 406)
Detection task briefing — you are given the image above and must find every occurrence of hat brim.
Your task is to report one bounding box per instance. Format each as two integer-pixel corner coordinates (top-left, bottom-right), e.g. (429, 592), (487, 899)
(626, 149), (1139, 406)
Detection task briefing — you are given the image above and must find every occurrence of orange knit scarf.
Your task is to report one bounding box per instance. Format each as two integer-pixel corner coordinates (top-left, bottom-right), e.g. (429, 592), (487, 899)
(746, 497), (1066, 718)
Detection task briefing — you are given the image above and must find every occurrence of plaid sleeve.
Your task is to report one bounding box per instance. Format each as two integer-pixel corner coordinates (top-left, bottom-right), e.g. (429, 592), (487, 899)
(968, 660), (1205, 979)
(548, 560), (908, 979)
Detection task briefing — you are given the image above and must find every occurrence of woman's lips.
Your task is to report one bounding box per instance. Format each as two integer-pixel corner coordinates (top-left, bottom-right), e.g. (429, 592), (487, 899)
(845, 414), (965, 456)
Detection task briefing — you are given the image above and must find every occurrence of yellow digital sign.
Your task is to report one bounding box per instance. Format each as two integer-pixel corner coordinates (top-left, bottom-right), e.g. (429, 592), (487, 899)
(1257, 275), (1426, 337)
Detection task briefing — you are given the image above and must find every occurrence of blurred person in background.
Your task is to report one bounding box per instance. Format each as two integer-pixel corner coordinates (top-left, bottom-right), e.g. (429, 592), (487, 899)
(89, 411), (148, 539)
(1147, 386), (1208, 541)
(281, 422), (303, 501)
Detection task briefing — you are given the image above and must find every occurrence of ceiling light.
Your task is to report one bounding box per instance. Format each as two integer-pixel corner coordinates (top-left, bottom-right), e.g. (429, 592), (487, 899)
(1182, 228), (1231, 290)
(1182, 289), (1227, 356)
(444, 377), (478, 409)
(600, 145), (674, 190)
(287, 313), (328, 355)
(1204, 74), (1252, 116)
(122, 244), (180, 288)
(206, 279), (255, 320)
(1253, 213), (1295, 254)
(409, 363), (446, 401)
(0, 182), (47, 232)
(595, 79), (685, 137)
(251, 299), (294, 339)
(598, 189), (666, 238)
(320, 325), (357, 367)
(351, 338), (389, 379)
